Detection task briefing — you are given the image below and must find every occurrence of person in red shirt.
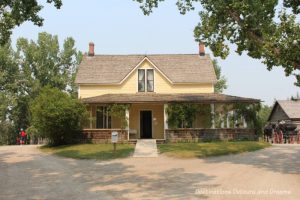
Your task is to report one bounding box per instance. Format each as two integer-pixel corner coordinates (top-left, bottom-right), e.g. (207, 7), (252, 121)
(20, 128), (27, 145)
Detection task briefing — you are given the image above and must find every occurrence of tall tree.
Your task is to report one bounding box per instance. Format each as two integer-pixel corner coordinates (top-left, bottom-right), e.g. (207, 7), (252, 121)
(0, 42), (19, 121)
(258, 104), (272, 128)
(134, 0), (300, 86)
(0, 32), (81, 132)
(16, 32), (82, 96)
(213, 59), (227, 93)
(0, 0), (62, 46)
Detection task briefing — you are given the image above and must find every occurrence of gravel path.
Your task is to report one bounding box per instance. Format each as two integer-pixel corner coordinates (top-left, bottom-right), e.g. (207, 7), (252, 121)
(0, 144), (299, 200)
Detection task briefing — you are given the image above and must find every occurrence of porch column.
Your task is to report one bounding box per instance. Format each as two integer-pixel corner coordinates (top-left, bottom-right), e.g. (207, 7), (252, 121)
(221, 114), (225, 128)
(234, 110), (238, 128)
(89, 106), (93, 129)
(125, 108), (130, 140)
(242, 116), (247, 128)
(226, 112), (230, 128)
(211, 103), (215, 129)
(164, 104), (168, 140)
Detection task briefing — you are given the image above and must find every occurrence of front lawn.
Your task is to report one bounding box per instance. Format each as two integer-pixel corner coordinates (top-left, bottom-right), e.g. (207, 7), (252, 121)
(158, 141), (270, 158)
(40, 143), (135, 160)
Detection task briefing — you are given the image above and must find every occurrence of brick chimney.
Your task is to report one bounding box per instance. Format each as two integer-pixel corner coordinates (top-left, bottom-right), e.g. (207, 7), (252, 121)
(88, 42), (94, 56)
(199, 42), (205, 56)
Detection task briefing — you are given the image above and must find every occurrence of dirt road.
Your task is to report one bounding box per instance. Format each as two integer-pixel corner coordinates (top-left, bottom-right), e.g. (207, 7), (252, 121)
(0, 144), (299, 200)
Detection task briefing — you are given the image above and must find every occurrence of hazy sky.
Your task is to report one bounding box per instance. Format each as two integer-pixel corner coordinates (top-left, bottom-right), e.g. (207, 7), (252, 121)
(11, 0), (299, 105)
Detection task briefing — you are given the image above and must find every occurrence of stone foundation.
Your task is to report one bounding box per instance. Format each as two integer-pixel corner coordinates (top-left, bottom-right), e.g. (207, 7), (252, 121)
(166, 128), (257, 142)
(82, 129), (128, 143)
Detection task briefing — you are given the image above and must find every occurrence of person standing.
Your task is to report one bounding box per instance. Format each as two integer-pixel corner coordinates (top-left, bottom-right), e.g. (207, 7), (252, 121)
(20, 128), (27, 145)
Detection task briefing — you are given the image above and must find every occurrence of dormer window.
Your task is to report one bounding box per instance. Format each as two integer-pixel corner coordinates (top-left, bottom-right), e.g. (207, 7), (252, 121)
(138, 69), (154, 92)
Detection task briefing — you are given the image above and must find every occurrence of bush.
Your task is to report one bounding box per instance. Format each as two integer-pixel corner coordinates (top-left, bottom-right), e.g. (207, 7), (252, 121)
(30, 87), (87, 146)
(0, 121), (17, 145)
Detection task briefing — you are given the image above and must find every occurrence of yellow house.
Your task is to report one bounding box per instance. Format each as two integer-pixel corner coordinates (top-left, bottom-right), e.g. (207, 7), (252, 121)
(75, 42), (259, 142)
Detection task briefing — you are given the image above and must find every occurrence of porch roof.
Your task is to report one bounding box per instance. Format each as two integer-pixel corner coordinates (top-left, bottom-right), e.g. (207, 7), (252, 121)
(81, 93), (260, 104)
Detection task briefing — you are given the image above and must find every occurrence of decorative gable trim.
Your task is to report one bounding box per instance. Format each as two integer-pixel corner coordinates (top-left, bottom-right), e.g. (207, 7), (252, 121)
(120, 57), (173, 85)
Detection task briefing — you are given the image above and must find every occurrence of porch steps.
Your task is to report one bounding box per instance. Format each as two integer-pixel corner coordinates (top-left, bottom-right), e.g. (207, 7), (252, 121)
(129, 139), (166, 145)
(133, 139), (158, 157)
(156, 139), (166, 144)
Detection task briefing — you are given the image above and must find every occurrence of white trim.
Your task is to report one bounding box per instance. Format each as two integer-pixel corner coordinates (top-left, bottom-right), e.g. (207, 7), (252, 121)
(226, 112), (230, 128)
(164, 104), (168, 140)
(146, 69), (155, 92)
(126, 108), (130, 140)
(172, 82), (214, 85)
(137, 68), (155, 93)
(242, 116), (247, 128)
(211, 103), (215, 129)
(137, 69), (146, 92)
(77, 83), (121, 86)
(121, 57), (173, 85)
(89, 105), (93, 129)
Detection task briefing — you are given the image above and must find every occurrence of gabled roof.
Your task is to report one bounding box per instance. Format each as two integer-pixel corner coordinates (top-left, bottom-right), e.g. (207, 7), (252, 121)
(81, 93), (260, 104)
(268, 100), (300, 121)
(75, 54), (217, 84)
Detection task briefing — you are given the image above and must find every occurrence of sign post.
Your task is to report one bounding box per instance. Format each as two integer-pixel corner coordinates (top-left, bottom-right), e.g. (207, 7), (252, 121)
(111, 131), (118, 153)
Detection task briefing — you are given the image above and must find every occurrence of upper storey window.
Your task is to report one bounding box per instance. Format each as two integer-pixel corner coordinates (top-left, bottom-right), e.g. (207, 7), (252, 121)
(147, 69), (154, 92)
(138, 69), (145, 92)
(138, 69), (154, 92)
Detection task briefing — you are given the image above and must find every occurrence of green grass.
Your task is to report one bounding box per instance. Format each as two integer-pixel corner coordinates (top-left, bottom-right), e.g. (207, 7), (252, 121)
(158, 141), (270, 158)
(40, 143), (135, 160)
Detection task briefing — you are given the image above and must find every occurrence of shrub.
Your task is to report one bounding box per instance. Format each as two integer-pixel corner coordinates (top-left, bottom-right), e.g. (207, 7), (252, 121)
(166, 103), (211, 128)
(0, 121), (17, 145)
(30, 87), (87, 146)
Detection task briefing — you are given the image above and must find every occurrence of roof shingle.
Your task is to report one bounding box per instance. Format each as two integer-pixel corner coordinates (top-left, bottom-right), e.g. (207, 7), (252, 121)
(75, 54), (217, 84)
(277, 100), (300, 119)
(81, 93), (260, 104)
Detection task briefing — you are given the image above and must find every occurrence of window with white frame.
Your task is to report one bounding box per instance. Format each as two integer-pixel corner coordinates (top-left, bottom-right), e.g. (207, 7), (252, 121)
(138, 69), (145, 92)
(138, 69), (154, 92)
(96, 106), (111, 128)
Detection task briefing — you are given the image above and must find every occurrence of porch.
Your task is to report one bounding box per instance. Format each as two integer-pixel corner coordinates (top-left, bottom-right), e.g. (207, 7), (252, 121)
(81, 128), (257, 143)
(81, 93), (260, 143)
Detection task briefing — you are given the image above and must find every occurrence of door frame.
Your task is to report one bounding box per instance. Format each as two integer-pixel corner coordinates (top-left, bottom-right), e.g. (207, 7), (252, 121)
(139, 110), (153, 139)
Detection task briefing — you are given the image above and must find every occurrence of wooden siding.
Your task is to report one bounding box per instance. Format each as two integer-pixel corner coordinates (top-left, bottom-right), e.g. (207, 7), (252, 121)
(269, 104), (289, 122)
(79, 60), (214, 99)
(84, 103), (165, 139)
(129, 103), (164, 139)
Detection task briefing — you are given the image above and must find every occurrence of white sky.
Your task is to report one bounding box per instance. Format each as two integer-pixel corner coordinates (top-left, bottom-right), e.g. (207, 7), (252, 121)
(11, 0), (300, 106)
